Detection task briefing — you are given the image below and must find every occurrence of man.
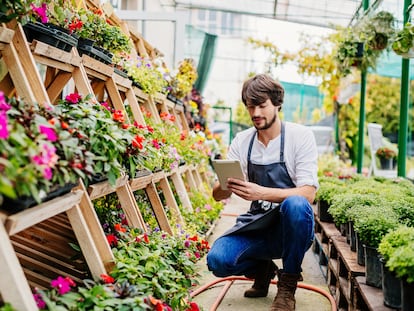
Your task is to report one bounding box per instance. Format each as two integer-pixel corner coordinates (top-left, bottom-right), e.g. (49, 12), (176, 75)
(206, 74), (319, 311)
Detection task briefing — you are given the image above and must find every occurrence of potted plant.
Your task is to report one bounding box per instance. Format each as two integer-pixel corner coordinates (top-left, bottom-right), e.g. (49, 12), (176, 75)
(125, 56), (168, 96)
(379, 225), (414, 310)
(392, 22), (414, 57)
(0, 92), (91, 212)
(357, 11), (396, 51)
(376, 146), (397, 170)
(55, 93), (129, 186)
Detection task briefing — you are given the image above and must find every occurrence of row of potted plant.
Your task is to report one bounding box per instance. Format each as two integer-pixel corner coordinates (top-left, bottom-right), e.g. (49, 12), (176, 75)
(0, 91), (213, 212)
(316, 174), (414, 309)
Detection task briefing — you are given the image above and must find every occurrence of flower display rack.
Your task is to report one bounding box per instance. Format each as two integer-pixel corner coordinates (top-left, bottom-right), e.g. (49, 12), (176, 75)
(0, 2), (213, 307)
(313, 205), (395, 311)
(0, 189), (110, 310)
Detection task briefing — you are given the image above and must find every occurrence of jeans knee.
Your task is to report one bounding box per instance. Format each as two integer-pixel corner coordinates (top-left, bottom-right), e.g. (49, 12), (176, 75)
(207, 250), (233, 277)
(280, 196), (313, 222)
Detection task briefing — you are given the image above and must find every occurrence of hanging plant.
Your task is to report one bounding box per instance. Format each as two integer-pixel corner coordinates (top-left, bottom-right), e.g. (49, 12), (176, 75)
(392, 22), (414, 57)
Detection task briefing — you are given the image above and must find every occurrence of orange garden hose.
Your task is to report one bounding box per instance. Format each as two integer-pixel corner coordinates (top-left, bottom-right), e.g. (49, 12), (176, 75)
(190, 276), (337, 311)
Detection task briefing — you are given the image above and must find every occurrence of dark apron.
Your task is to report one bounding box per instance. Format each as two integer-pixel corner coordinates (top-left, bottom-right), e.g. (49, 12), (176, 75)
(223, 122), (295, 236)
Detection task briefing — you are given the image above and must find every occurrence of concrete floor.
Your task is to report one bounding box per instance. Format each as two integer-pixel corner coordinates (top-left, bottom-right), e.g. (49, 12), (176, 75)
(193, 195), (334, 311)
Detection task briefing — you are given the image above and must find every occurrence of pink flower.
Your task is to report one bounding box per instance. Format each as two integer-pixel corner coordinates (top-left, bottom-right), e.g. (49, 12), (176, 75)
(65, 93), (82, 104)
(0, 91), (10, 111)
(31, 3), (48, 23)
(51, 276), (72, 295)
(0, 112), (9, 140)
(33, 292), (46, 309)
(39, 125), (58, 142)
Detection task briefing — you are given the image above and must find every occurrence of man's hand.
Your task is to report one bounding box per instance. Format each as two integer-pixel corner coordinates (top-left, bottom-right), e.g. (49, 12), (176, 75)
(226, 178), (265, 201)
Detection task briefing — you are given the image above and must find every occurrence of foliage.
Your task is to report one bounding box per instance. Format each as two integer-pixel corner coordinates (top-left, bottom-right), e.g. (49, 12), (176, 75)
(34, 276), (156, 310)
(55, 93), (130, 185)
(125, 57), (168, 96)
(74, 7), (131, 54)
(356, 11), (396, 51)
(0, 0), (31, 23)
(180, 187), (224, 235)
(110, 229), (208, 310)
(379, 225), (414, 283)
(392, 22), (414, 55)
(0, 92), (91, 203)
(350, 204), (399, 248)
(317, 153), (355, 178)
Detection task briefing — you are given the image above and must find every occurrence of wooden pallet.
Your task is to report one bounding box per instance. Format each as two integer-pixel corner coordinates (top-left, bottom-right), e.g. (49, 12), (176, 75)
(313, 212), (396, 311)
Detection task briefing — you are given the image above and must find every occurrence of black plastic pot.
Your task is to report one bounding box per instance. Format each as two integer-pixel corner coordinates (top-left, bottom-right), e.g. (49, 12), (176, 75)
(77, 41), (113, 65)
(317, 199), (333, 223)
(1, 182), (77, 214)
(364, 244), (382, 288)
(402, 278), (414, 311)
(23, 22), (78, 52)
(380, 258), (401, 309)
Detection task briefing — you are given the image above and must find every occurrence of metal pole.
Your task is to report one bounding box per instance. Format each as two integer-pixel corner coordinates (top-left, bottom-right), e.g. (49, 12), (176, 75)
(356, 0), (369, 174)
(397, 0), (412, 177)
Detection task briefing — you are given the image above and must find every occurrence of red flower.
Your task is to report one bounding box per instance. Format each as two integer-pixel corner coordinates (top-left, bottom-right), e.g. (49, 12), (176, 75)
(114, 223), (126, 233)
(106, 234), (118, 247)
(100, 274), (115, 284)
(132, 135), (144, 149)
(186, 302), (200, 311)
(143, 233), (150, 243)
(112, 110), (125, 123)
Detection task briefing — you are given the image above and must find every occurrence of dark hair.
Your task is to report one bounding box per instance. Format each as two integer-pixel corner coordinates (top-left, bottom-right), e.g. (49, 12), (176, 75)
(241, 74), (284, 107)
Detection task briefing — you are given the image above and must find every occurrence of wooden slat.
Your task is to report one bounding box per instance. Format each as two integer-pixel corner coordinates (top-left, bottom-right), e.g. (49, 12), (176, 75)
(145, 182), (172, 234)
(157, 176), (184, 225)
(116, 183), (146, 231)
(87, 175), (128, 200)
(169, 170), (193, 211)
(5, 190), (83, 236)
(31, 40), (79, 66)
(75, 180), (115, 272)
(66, 203), (107, 279)
(129, 174), (153, 191)
(0, 26), (14, 44)
(0, 222), (38, 310)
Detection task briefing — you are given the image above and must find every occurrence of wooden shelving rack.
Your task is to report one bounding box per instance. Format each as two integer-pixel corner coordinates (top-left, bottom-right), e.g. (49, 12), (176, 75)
(0, 3), (212, 307)
(313, 206), (397, 311)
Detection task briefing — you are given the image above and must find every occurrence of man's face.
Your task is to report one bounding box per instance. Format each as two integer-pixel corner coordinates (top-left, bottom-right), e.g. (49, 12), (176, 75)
(246, 99), (278, 130)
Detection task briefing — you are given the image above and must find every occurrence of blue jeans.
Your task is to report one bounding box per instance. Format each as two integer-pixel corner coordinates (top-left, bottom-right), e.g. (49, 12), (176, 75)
(206, 196), (314, 276)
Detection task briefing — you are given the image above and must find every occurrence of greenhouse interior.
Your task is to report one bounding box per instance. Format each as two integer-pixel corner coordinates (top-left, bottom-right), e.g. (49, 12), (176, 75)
(2, 0), (414, 310)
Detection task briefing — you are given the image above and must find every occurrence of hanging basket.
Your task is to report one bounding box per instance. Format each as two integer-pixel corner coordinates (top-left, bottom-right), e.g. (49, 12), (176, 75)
(400, 47), (414, 59)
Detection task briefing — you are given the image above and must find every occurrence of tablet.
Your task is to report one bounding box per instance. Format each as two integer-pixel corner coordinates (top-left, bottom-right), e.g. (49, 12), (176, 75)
(211, 159), (246, 190)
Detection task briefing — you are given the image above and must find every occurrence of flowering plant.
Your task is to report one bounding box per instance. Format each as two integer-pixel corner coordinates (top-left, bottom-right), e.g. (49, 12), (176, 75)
(166, 58), (198, 100)
(73, 7), (132, 54)
(125, 57), (168, 96)
(33, 275), (167, 310)
(55, 94), (130, 185)
(376, 146), (397, 160)
(0, 92), (90, 205)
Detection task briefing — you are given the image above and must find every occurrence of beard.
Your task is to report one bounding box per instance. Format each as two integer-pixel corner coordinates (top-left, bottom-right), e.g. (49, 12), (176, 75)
(252, 113), (277, 131)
